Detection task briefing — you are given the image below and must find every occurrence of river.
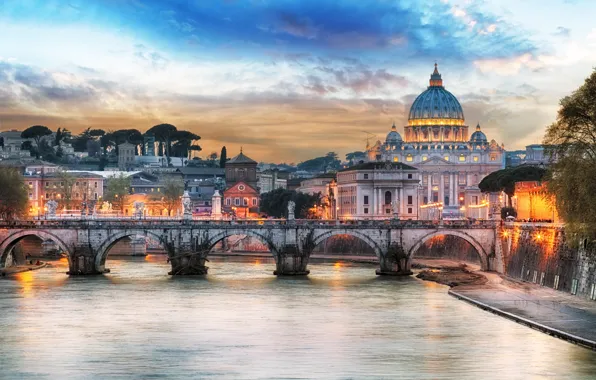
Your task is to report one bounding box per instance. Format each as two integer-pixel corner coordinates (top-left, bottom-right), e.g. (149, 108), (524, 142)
(1, 257), (595, 379)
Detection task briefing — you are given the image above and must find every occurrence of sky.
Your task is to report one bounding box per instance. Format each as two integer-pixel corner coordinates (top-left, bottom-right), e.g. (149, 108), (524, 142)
(1, 0), (596, 163)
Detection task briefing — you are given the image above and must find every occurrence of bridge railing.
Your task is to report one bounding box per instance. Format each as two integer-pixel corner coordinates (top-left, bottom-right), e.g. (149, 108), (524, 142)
(0, 217), (498, 229)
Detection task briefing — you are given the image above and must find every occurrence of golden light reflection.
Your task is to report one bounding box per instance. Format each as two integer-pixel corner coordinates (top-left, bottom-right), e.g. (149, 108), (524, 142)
(334, 262), (342, 269)
(15, 270), (35, 298)
(254, 259), (261, 266)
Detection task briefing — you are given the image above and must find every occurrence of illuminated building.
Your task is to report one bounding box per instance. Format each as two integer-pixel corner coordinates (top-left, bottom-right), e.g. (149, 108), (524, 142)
(336, 162), (419, 220)
(513, 181), (560, 222)
(366, 64), (505, 219)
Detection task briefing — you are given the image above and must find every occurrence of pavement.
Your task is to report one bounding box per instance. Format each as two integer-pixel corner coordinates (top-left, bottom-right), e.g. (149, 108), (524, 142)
(450, 272), (596, 350)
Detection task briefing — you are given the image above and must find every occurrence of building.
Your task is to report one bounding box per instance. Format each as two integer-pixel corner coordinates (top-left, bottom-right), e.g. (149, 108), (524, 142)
(336, 162), (419, 220)
(298, 173), (337, 219)
(512, 181), (559, 222)
(366, 64), (505, 219)
(257, 170), (287, 194)
(506, 145), (558, 167)
(118, 143), (136, 170)
(223, 150), (260, 218)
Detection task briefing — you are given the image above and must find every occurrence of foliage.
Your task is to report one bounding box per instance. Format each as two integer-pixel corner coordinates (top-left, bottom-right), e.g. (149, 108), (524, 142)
(21, 125), (52, 157)
(259, 188), (321, 219)
(104, 174), (131, 212)
(345, 151), (366, 164)
(297, 152), (341, 173)
(146, 123), (178, 165)
(0, 168), (29, 220)
(160, 177), (184, 216)
(171, 130), (201, 161)
(220, 146), (227, 168)
(500, 207), (517, 219)
(72, 128), (105, 153)
(478, 165), (546, 199)
(544, 69), (596, 239)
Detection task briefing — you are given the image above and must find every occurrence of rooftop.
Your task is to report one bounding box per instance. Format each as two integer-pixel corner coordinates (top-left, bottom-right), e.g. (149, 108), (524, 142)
(339, 161), (418, 172)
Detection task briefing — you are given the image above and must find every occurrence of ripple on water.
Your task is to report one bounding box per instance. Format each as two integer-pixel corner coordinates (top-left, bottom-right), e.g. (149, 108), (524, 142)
(0, 257), (595, 380)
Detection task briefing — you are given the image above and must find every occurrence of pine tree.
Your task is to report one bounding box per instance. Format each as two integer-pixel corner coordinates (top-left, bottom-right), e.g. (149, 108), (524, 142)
(220, 146), (227, 168)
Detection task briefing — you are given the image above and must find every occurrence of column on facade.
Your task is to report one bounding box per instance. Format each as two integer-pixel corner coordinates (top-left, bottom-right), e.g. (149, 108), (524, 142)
(399, 187), (405, 215)
(427, 173), (432, 204)
(449, 173), (454, 206)
(439, 173), (445, 206)
(377, 187), (382, 217)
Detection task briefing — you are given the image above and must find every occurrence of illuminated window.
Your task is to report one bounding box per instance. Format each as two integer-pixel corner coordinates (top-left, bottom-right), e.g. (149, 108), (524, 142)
(490, 154), (497, 161)
(473, 156), (479, 162)
(393, 156), (399, 162)
(422, 155), (428, 161)
(406, 154), (413, 162)
(444, 156), (449, 161)
(459, 155), (465, 162)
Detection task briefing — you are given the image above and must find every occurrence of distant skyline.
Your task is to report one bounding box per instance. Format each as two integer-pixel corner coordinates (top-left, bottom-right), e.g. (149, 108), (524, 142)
(1, 0), (595, 162)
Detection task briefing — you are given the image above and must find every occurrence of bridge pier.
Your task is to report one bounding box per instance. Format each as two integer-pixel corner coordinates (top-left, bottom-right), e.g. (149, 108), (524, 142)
(68, 246), (108, 275)
(376, 243), (413, 276)
(166, 243), (209, 275)
(273, 245), (310, 276)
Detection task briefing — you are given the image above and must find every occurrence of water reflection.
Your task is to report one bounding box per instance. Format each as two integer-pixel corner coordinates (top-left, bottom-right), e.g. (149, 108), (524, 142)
(0, 257), (594, 379)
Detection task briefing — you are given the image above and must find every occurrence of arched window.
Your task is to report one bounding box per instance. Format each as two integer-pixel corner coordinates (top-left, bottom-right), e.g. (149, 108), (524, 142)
(385, 191), (392, 205)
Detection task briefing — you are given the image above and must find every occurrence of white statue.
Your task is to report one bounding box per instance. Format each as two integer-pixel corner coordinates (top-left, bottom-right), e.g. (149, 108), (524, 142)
(133, 201), (145, 218)
(100, 201), (111, 212)
(46, 200), (58, 217)
(287, 200), (296, 220)
(391, 200), (399, 216)
(182, 190), (192, 219)
(211, 190), (222, 220)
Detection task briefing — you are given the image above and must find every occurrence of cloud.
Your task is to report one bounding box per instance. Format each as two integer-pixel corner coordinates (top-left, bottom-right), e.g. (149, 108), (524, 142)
(553, 26), (571, 38)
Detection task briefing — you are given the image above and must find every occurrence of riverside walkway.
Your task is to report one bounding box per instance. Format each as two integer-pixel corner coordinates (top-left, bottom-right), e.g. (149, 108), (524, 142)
(450, 272), (596, 350)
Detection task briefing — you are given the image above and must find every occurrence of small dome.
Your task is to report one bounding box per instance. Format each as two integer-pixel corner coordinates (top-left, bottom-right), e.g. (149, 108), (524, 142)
(470, 123), (487, 142)
(386, 123), (402, 143)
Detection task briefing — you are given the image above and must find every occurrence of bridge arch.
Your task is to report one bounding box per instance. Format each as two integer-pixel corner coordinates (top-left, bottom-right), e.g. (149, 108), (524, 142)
(205, 229), (278, 256)
(311, 230), (383, 258)
(408, 230), (488, 270)
(94, 230), (164, 272)
(0, 230), (72, 267)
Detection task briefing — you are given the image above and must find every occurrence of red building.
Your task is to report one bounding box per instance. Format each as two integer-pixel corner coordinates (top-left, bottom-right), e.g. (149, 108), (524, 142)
(223, 150), (260, 218)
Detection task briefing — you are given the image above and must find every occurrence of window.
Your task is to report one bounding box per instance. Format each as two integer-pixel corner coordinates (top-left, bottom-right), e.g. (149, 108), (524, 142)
(407, 174), (413, 179)
(472, 196), (478, 205)
(45, 193), (49, 199)
(406, 154), (413, 162)
(75, 192), (80, 198)
(458, 174), (466, 185)
(459, 155), (465, 162)
(226, 198), (231, 206)
(408, 207), (413, 214)
(363, 174), (369, 179)
(60, 181), (64, 186)
(252, 198), (257, 206)
(94, 182), (98, 188)
(490, 154), (497, 161)
(364, 195), (369, 205)
(28, 193), (32, 199)
(473, 156), (479, 162)
(444, 156), (449, 161)
(28, 182), (32, 188)
(238, 185), (246, 191)
(384, 191), (392, 205)
(234, 198), (240, 206)
(243, 198), (248, 206)
(386, 208), (391, 214)
(45, 182), (49, 187)
(393, 156), (399, 162)
(407, 196), (413, 205)
(364, 208), (369, 214)
(422, 155), (428, 161)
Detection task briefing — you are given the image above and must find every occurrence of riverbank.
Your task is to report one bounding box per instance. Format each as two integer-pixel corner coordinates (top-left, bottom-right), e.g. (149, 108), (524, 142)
(0, 261), (48, 276)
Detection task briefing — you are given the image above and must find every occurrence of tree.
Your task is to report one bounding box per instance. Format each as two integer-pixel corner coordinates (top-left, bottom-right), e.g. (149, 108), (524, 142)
(478, 165), (546, 206)
(346, 151), (365, 165)
(171, 130), (201, 162)
(188, 145), (202, 160)
(21, 125), (52, 158)
(260, 188), (321, 219)
(544, 69), (596, 239)
(0, 167), (29, 220)
(104, 174), (131, 213)
(159, 177), (184, 216)
(146, 124), (178, 166)
(297, 152), (341, 173)
(220, 146), (227, 168)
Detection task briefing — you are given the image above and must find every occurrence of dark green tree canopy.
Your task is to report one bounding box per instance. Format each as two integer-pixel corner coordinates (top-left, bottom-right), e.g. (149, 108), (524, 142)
(220, 146), (227, 168)
(21, 125), (52, 148)
(0, 168), (29, 220)
(297, 152), (341, 173)
(478, 165), (546, 197)
(260, 188), (321, 219)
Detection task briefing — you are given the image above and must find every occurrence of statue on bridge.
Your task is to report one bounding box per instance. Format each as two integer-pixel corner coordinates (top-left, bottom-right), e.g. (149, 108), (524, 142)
(46, 200), (58, 217)
(287, 200), (296, 221)
(182, 191), (192, 219)
(100, 201), (112, 213)
(133, 201), (145, 219)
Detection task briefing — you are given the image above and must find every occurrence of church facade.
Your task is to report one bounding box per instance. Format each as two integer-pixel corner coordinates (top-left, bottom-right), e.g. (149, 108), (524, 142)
(366, 64), (505, 219)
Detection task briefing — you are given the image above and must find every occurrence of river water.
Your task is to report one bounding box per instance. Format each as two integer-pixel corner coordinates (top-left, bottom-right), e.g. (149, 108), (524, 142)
(1, 256), (595, 379)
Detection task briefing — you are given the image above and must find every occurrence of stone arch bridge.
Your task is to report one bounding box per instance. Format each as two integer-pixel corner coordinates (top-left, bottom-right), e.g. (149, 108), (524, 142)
(0, 219), (500, 276)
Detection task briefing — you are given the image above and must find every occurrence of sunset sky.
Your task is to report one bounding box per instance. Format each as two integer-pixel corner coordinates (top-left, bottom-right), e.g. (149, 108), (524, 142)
(1, 0), (596, 163)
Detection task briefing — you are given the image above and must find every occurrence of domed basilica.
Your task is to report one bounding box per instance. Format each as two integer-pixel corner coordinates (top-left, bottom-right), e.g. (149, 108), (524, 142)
(366, 64), (505, 219)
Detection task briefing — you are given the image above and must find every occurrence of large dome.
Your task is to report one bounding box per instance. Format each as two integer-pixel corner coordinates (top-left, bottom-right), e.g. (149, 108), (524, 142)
(408, 64), (464, 123)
